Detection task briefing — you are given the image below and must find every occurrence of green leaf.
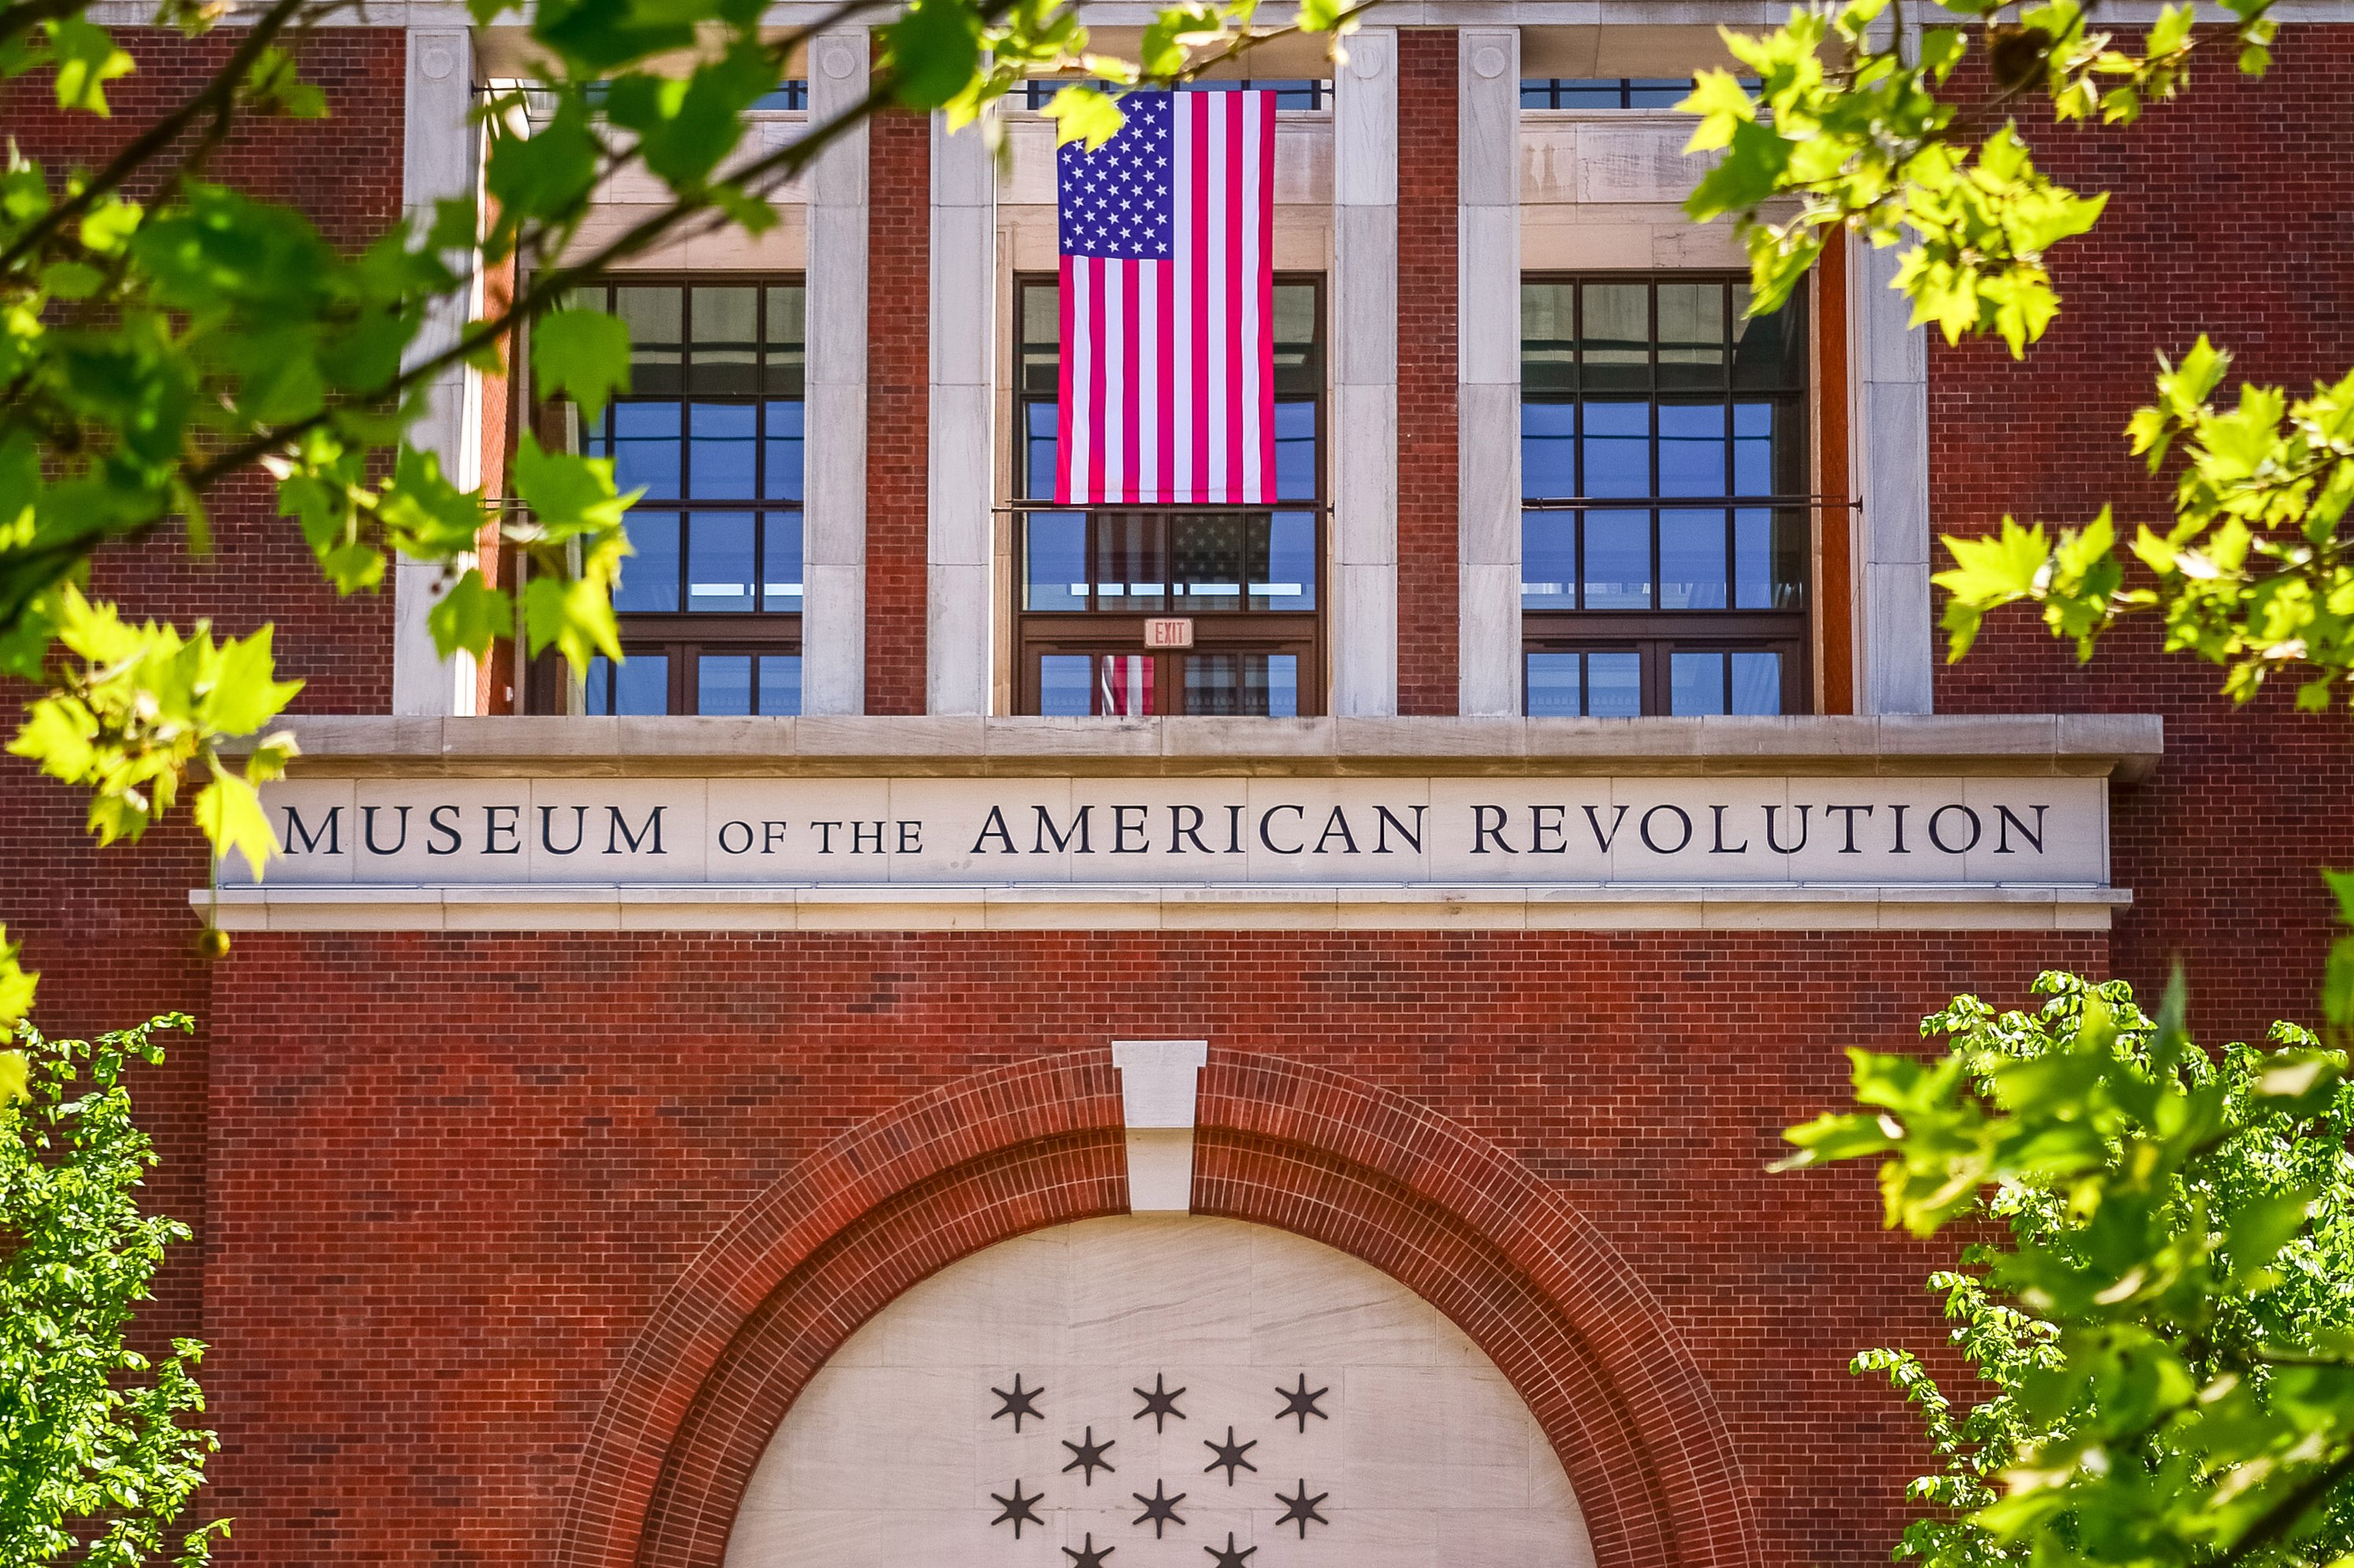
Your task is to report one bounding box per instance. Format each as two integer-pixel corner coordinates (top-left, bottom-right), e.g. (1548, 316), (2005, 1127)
(427, 569), (514, 659)
(884, 0), (983, 108)
(0, 1047), (26, 1104)
(522, 570), (622, 671)
(44, 17), (134, 113)
(531, 308), (633, 425)
(1041, 84), (1125, 149)
(193, 766), (276, 874)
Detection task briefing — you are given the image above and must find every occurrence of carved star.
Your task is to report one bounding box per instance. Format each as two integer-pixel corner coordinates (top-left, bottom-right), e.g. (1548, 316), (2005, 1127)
(1273, 1374), (1329, 1433)
(1064, 1532), (1115, 1567)
(1274, 1479), (1330, 1539)
(991, 1479), (1046, 1539)
(1204, 1533), (1257, 1567)
(1202, 1426), (1257, 1485)
(1132, 1478), (1188, 1537)
(992, 1374), (1046, 1432)
(1134, 1373), (1187, 1431)
(1063, 1426), (1116, 1485)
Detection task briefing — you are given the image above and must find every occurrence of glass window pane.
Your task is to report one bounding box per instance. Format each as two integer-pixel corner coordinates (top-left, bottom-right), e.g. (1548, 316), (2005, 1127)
(1021, 283), (1061, 395)
(1523, 401), (1577, 499)
(1730, 651), (1783, 715)
(1183, 653), (1294, 718)
(1273, 400), (1317, 500)
(616, 512), (681, 611)
(758, 654), (802, 716)
(585, 653), (611, 713)
(1526, 652), (1581, 718)
(1581, 402), (1650, 498)
(1670, 651), (1726, 715)
(689, 286), (758, 394)
(1039, 654), (1094, 716)
(1732, 401), (1773, 495)
(1627, 77), (1691, 107)
(1659, 509), (1728, 610)
(1581, 509), (1651, 609)
(1024, 402), (1061, 500)
(1522, 514), (1575, 609)
(614, 653), (670, 715)
(763, 285), (806, 396)
(1773, 508), (1810, 610)
(698, 654), (752, 715)
(1579, 282), (1649, 391)
(761, 512), (802, 612)
(1657, 403), (1728, 496)
(1655, 282), (1725, 389)
(1095, 515), (1166, 611)
(1098, 654), (1154, 716)
(1587, 652), (1641, 717)
(686, 512), (755, 611)
(688, 404), (757, 499)
(614, 287), (682, 395)
(1732, 293), (1803, 389)
(763, 400), (804, 501)
(1259, 511), (1317, 611)
(1733, 507), (1773, 610)
(612, 401), (682, 498)
(1172, 515), (1243, 609)
(1272, 284), (1320, 396)
(1521, 282), (1576, 395)
(1025, 513), (1088, 611)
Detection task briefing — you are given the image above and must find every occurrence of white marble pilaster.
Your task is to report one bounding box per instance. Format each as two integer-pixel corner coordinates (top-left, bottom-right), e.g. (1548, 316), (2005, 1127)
(1457, 27), (1521, 717)
(1111, 1040), (1208, 1213)
(928, 109), (994, 715)
(391, 28), (478, 717)
(1850, 235), (1934, 715)
(1332, 28), (1399, 718)
(802, 30), (871, 716)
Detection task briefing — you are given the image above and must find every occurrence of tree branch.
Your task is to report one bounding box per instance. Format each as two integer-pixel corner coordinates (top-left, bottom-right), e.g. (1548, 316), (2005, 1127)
(2208, 1443), (2354, 1568)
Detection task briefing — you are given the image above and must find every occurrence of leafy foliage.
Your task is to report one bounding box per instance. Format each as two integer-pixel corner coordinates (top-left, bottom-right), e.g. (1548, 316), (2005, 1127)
(0, 1013), (224, 1568)
(1788, 973), (2354, 1568)
(1681, 0), (2272, 355)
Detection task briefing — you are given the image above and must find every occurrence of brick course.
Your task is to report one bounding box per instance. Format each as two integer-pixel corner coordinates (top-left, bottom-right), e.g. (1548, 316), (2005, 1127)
(1395, 30), (1462, 714)
(864, 109), (932, 716)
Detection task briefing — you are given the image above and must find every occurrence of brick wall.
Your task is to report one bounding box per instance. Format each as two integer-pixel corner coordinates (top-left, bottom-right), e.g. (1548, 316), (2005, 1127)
(864, 110), (932, 715)
(1929, 24), (2354, 1042)
(1395, 31), (1462, 714)
(190, 928), (2099, 1568)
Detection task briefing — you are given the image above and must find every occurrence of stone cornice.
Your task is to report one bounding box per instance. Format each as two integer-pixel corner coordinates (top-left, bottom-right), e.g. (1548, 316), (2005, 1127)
(251, 712), (2164, 780)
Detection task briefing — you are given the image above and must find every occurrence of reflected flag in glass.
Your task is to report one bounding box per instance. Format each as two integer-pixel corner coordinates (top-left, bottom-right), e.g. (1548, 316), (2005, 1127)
(1055, 90), (1275, 505)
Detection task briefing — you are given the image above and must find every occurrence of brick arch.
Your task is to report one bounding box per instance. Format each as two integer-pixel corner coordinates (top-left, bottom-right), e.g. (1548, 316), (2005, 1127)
(555, 1050), (1758, 1568)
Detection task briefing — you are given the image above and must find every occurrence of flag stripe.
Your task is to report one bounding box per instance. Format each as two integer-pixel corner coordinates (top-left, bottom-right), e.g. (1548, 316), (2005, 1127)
(1055, 90), (1275, 507)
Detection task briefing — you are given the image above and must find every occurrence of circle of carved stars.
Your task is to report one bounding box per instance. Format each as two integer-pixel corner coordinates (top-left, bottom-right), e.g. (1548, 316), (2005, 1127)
(992, 1373), (1046, 1432)
(1063, 1531), (1115, 1567)
(1132, 1478), (1188, 1537)
(1202, 1426), (1258, 1485)
(1274, 1374), (1329, 1433)
(991, 1478), (1045, 1538)
(1205, 1532), (1257, 1567)
(1063, 1425), (1116, 1485)
(1274, 1479), (1330, 1539)
(1133, 1372), (1187, 1431)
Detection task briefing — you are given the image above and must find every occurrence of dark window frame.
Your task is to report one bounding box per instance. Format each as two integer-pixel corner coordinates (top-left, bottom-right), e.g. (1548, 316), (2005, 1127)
(1520, 270), (1813, 716)
(1012, 271), (1329, 717)
(531, 273), (806, 714)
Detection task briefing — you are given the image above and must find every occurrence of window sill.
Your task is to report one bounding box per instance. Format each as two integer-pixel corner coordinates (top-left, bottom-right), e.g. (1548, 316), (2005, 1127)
(240, 713), (2163, 782)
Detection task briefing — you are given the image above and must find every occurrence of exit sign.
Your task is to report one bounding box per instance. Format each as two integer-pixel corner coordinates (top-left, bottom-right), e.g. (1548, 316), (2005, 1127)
(1144, 617), (1194, 649)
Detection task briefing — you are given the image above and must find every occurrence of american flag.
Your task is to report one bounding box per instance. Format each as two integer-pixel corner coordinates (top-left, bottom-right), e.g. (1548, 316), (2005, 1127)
(1055, 90), (1276, 506)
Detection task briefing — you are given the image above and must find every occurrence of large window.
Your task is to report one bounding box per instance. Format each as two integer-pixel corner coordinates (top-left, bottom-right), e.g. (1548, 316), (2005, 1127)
(1013, 277), (1325, 716)
(552, 279), (804, 714)
(1520, 275), (1810, 716)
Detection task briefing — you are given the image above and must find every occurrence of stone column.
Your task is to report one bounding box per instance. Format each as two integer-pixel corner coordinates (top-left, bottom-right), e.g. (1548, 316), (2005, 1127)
(927, 111), (994, 714)
(1850, 236), (1933, 714)
(801, 29), (870, 716)
(391, 27), (478, 717)
(1331, 28), (1399, 718)
(1456, 27), (1521, 717)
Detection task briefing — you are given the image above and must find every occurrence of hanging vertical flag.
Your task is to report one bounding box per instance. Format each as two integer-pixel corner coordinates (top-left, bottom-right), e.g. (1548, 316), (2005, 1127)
(1056, 90), (1277, 507)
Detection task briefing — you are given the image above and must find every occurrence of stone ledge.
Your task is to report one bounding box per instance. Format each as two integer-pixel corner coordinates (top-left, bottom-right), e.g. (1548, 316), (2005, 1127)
(200, 880), (2131, 933)
(253, 714), (2165, 781)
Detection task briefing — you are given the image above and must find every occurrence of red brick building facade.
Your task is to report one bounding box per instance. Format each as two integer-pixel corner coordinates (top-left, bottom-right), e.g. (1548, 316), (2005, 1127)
(4, 17), (2351, 1568)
